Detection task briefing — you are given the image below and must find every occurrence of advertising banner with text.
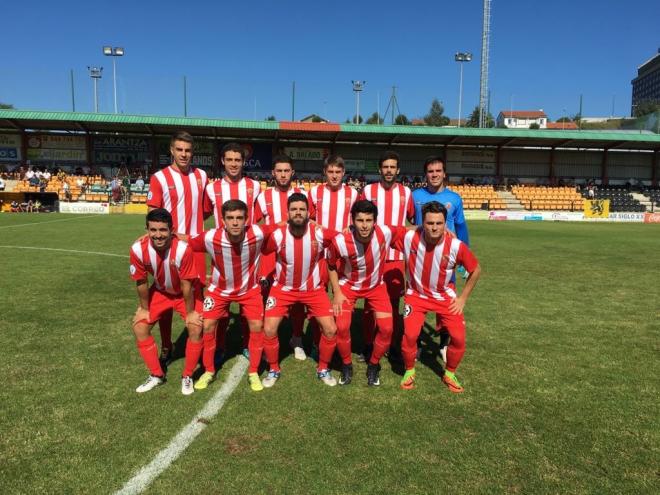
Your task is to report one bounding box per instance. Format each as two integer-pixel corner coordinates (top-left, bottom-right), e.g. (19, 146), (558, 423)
(157, 139), (217, 168)
(93, 136), (150, 165)
(0, 134), (22, 161)
(27, 134), (87, 163)
(447, 149), (496, 175)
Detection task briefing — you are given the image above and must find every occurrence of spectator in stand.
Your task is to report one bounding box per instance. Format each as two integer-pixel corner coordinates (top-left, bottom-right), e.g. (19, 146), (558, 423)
(25, 167), (35, 181)
(39, 176), (47, 193)
(587, 184), (595, 200)
(63, 181), (72, 201)
(0, 177), (5, 191)
(111, 176), (121, 204)
(29, 173), (40, 187)
(43, 169), (51, 181)
(76, 176), (86, 194)
(135, 175), (145, 191)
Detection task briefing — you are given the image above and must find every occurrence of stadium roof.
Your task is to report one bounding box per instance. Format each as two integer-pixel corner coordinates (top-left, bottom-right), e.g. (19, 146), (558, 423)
(1, 109), (659, 152)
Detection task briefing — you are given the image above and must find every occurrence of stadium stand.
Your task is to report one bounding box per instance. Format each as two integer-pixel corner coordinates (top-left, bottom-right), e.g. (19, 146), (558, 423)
(451, 185), (505, 210)
(512, 185), (584, 211)
(581, 187), (646, 212)
(643, 188), (660, 209)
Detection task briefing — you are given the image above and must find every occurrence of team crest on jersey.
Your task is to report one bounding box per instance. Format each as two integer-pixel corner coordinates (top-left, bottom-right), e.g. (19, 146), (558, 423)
(403, 304), (413, 318)
(247, 188), (254, 195)
(203, 297), (215, 311)
(265, 296), (276, 310)
(168, 185), (176, 190)
(169, 259), (177, 267)
(197, 178), (202, 186)
(445, 202), (452, 210)
(129, 264), (136, 275)
(311, 240), (319, 251)
(147, 191), (153, 201)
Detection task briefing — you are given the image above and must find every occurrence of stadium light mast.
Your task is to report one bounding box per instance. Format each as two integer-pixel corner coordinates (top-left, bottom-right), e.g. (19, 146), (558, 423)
(478, 0), (492, 128)
(87, 66), (103, 113)
(352, 80), (365, 124)
(103, 46), (124, 114)
(455, 52), (472, 128)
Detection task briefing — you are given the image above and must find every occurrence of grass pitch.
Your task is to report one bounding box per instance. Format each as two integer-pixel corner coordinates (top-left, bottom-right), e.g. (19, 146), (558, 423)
(0, 214), (658, 494)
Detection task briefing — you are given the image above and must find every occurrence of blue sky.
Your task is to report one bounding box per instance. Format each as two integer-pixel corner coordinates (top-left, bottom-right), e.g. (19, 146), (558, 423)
(1, 0), (658, 122)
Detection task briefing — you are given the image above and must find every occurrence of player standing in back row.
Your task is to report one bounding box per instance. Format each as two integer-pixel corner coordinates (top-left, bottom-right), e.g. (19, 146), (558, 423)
(147, 131), (209, 367)
(360, 150), (415, 360)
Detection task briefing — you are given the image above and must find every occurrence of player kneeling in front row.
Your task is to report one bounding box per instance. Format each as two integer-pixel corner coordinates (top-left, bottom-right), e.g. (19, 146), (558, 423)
(129, 208), (204, 395)
(328, 200), (404, 386)
(187, 199), (271, 392)
(395, 201), (481, 392)
(261, 193), (340, 387)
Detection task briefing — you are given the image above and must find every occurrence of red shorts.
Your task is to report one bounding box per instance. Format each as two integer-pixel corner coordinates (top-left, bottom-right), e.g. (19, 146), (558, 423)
(146, 284), (203, 325)
(203, 286), (264, 321)
(383, 260), (405, 300)
(339, 284), (392, 314)
(194, 252), (207, 285)
(265, 286), (333, 318)
(402, 292), (465, 336)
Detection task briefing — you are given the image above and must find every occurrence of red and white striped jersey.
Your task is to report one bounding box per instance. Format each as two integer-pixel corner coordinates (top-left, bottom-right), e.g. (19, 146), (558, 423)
(328, 225), (406, 291)
(360, 182), (415, 260)
(264, 224), (336, 291)
(394, 229), (479, 300)
(129, 236), (198, 295)
(204, 176), (261, 228)
(147, 165), (208, 236)
(308, 184), (358, 231)
(254, 186), (305, 225)
(188, 225), (272, 297)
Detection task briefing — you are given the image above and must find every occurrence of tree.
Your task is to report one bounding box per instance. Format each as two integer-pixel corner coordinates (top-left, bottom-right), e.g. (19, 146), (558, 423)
(424, 98), (450, 126)
(366, 112), (382, 125)
(0, 102), (14, 109)
(556, 116), (572, 123)
(351, 114), (364, 124)
(529, 123), (540, 129)
(465, 106), (495, 128)
(265, 115), (276, 121)
(394, 114), (411, 125)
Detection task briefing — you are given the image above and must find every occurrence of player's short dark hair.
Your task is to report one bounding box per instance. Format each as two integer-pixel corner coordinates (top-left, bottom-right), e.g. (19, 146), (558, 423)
(170, 131), (194, 146)
(351, 199), (378, 220)
(272, 154), (294, 169)
(423, 155), (446, 173)
(221, 142), (245, 160)
(379, 150), (400, 168)
(146, 208), (173, 228)
(421, 201), (447, 221)
(221, 199), (248, 217)
(287, 192), (308, 208)
(324, 154), (345, 170)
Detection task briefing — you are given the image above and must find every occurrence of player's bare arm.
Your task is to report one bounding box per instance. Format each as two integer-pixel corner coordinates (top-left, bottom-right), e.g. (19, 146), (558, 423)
(133, 279), (150, 325)
(327, 265), (347, 316)
(181, 278), (202, 328)
(449, 263), (481, 315)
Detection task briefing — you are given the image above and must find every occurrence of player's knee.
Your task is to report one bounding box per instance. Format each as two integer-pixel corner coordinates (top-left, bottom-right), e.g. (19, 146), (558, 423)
(202, 319), (217, 334)
(263, 324), (278, 338)
(322, 321), (337, 338)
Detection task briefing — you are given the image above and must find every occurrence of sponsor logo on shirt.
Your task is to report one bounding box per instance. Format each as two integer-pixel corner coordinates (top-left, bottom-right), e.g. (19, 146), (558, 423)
(445, 202), (452, 210)
(129, 264), (136, 275)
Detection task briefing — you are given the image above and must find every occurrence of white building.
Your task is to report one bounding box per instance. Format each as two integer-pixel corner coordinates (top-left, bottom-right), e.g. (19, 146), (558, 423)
(496, 110), (548, 129)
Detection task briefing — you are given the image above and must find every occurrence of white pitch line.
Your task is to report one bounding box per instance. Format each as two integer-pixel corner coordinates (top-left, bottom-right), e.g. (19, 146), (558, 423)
(115, 358), (249, 495)
(0, 215), (98, 229)
(0, 245), (128, 258)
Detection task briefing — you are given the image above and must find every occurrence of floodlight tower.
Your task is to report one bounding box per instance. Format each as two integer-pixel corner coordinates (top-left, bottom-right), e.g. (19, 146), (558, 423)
(103, 46), (125, 114)
(352, 80), (365, 124)
(455, 52), (472, 127)
(478, 0), (491, 128)
(87, 66), (103, 113)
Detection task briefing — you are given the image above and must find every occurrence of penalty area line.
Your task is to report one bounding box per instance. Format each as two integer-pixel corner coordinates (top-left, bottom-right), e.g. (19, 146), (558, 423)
(0, 215), (99, 229)
(114, 358), (249, 495)
(0, 245), (128, 258)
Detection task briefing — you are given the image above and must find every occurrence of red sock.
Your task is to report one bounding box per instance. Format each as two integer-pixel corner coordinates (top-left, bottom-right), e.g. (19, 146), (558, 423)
(370, 316), (393, 365)
(158, 309), (173, 350)
(240, 316), (250, 349)
(318, 333), (337, 371)
(362, 308), (375, 346)
(335, 311), (352, 365)
(263, 335), (280, 372)
(202, 332), (216, 374)
(445, 327), (466, 373)
(290, 303), (305, 338)
(137, 336), (163, 376)
(215, 318), (228, 350)
(183, 339), (203, 377)
(248, 331), (264, 373)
